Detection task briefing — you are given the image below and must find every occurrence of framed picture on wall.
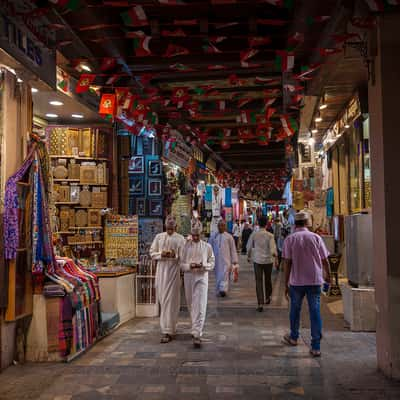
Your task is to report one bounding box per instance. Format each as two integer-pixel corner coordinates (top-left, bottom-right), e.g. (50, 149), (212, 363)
(128, 156), (144, 174)
(149, 198), (162, 216)
(136, 198), (146, 216)
(148, 160), (162, 177)
(129, 176), (144, 195)
(148, 179), (162, 196)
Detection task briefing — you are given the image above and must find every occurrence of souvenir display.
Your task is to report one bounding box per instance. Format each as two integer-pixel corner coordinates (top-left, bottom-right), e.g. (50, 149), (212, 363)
(79, 189), (92, 207)
(128, 156), (144, 174)
(129, 176), (144, 195)
(58, 186), (70, 203)
(80, 165), (97, 184)
(79, 128), (92, 157)
(66, 128), (79, 156)
(88, 209), (102, 226)
(70, 185), (80, 203)
(53, 165), (68, 180)
(148, 160), (162, 177)
(149, 198), (162, 216)
(91, 191), (107, 208)
(136, 198), (146, 216)
(68, 162), (80, 180)
(75, 210), (88, 227)
(148, 179), (162, 196)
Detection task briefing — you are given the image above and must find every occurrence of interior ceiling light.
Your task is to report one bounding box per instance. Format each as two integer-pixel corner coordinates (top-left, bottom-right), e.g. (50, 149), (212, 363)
(319, 103), (327, 110)
(49, 100), (63, 106)
(17, 78), (23, 83)
(45, 113), (58, 118)
(31, 87), (38, 93)
(309, 137), (315, 145)
(71, 113), (84, 118)
(315, 115), (322, 122)
(80, 64), (92, 72)
(311, 129), (318, 134)
(345, 124), (350, 128)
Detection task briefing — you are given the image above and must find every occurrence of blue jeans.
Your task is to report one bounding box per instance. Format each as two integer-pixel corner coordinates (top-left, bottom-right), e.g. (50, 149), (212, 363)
(289, 285), (322, 351)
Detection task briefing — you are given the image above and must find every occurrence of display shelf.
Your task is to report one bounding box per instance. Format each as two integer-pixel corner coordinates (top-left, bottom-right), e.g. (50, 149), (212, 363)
(53, 179), (80, 182)
(69, 226), (103, 230)
(74, 206), (104, 209)
(55, 202), (80, 205)
(53, 180), (108, 186)
(69, 241), (104, 245)
(50, 155), (109, 161)
(56, 231), (74, 235)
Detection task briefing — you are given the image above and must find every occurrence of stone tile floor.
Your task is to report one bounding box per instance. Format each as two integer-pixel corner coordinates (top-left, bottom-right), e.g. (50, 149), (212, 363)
(1, 256), (400, 399)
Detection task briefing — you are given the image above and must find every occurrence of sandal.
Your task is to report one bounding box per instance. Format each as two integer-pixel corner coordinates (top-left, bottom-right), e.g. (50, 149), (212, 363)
(160, 334), (172, 344)
(282, 334), (298, 346)
(310, 349), (321, 357)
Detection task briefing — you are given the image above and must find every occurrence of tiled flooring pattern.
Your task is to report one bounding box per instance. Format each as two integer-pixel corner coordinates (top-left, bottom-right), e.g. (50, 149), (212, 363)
(1, 257), (400, 399)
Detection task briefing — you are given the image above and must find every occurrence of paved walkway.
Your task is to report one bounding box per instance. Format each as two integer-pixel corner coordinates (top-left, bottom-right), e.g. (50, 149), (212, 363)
(1, 257), (400, 400)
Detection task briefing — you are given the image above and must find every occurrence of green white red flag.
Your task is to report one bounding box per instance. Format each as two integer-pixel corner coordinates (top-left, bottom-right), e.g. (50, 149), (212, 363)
(129, 32), (152, 56)
(280, 115), (298, 136)
(364, 0), (385, 10)
(121, 6), (148, 27)
(275, 50), (295, 72)
(203, 41), (222, 54)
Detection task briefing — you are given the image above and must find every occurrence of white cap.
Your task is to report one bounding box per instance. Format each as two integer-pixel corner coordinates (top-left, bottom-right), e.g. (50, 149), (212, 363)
(295, 211), (309, 221)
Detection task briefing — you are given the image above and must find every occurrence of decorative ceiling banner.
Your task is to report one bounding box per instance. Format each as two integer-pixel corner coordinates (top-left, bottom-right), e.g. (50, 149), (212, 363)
(130, 31), (152, 56)
(164, 43), (190, 57)
(364, 0), (385, 11)
(99, 93), (117, 116)
(261, 0), (293, 7)
(288, 32), (304, 48)
(228, 74), (245, 86)
(203, 40), (222, 54)
(75, 74), (95, 93)
(283, 84), (303, 92)
(215, 22), (239, 29)
(105, 74), (120, 85)
(248, 36), (271, 47)
(239, 110), (258, 124)
(255, 76), (279, 85)
(171, 87), (190, 107)
(280, 115), (298, 136)
(237, 98), (252, 108)
(210, 36), (227, 43)
(275, 50), (295, 72)
(121, 5), (148, 27)
(293, 63), (321, 80)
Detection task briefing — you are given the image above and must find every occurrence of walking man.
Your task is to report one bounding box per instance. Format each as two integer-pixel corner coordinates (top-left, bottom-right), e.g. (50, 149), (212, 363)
(247, 217), (278, 312)
(209, 219), (239, 297)
(282, 212), (331, 357)
(181, 221), (215, 348)
(232, 219), (240, 250)
(150, 215), (185, 343)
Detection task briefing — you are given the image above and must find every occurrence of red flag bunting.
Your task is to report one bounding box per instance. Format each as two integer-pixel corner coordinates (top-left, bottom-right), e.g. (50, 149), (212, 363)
(164, 43), (190, 57)
(257, 19), (288, 26)
(208, 64), (228, 70)
(171, 87), (190, 106)
(76, 74), (95, 93)
(121, 6), (148, 27)
(173, 19), (198, 26)
(331, 33), (360, 44)
(240, 48), (259, 62)
(99, 94), (116, 116)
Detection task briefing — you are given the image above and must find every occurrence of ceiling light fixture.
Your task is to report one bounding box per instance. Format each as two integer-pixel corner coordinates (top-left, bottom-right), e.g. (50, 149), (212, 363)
(315, 115), (322, 122)
(49, 100), (64, 106)
(71, 113), (84, 119)
(311, 128), (318, 134)
(80, 64), (92, 72)
(31, 87), (38, 93)
(17, 78), (23, 83)
(45, 113), (58, 118)
(319, 103), (327, 110)
(308, 137), (315, 145)
(345, 124), (350, 129)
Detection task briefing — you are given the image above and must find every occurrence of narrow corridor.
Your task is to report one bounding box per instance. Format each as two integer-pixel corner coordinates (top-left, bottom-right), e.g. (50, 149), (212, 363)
(0, 257), (399, 400)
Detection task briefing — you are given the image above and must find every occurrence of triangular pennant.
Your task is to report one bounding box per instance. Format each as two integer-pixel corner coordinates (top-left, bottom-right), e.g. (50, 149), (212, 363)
(121, 5), (148, 27)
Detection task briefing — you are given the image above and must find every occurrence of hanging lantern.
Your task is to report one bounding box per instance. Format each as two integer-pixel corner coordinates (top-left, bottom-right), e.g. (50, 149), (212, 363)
(99, 93), (116, 116)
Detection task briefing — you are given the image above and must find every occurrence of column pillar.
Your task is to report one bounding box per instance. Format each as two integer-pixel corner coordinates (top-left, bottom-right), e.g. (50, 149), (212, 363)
(369, 14), (400, 379)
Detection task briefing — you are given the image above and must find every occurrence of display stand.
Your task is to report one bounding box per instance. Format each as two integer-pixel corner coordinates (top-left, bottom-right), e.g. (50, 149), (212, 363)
(136, 255), (159, 317)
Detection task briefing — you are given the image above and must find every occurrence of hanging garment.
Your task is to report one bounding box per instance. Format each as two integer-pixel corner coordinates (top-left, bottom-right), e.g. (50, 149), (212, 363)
(181, 240), (215, 338)
(209, 232), (238, 293)
(150, 232), (185, 335)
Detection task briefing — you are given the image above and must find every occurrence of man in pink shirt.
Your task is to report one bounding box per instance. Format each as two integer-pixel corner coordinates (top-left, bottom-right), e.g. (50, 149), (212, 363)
(282, 212), (331, 357)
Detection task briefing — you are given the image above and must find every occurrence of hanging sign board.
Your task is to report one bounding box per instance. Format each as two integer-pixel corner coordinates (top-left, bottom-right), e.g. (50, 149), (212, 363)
(0, 9), (56, 88)
(163, 132), (192, 169)
(105, 215), (139, 265)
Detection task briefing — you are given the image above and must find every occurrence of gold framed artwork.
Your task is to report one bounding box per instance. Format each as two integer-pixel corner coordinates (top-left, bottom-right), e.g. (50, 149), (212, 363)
(88, 209), (101, 226)
(80, 165), (97, 184)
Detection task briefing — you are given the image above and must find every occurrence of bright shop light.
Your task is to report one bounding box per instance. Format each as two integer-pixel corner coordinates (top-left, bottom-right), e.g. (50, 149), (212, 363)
(45, 113), (58, 118)
(49, 100), (64, 106)
(71, 114), (84, 118)
(31, 87), (38, 93)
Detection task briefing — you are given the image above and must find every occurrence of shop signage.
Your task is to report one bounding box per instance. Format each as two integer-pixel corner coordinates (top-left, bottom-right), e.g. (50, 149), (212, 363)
(0, 10), (56, 88)
(163, 134), (192, 169)
(192, 146), (204, 163)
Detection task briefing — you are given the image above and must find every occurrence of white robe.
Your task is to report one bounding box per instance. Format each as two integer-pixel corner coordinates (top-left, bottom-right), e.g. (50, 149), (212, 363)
(181, 240), (215, 338)
(209, 232), (238, 293)
(150, 231), (185, 335)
